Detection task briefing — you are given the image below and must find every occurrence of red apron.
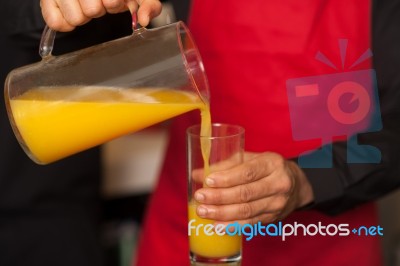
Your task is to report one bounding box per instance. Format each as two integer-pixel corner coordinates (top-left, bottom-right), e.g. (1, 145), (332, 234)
(137, 0), (382, 265)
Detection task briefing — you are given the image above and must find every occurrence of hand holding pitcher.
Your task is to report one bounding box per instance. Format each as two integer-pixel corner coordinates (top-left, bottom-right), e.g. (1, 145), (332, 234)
(40, 0), (162, 31)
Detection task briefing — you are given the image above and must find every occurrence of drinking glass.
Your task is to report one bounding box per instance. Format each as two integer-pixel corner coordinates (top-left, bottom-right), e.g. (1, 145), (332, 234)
(187, 123), (244, 265)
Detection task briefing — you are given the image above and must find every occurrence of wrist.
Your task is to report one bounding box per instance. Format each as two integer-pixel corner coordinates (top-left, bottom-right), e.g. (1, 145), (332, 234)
(286, 160), (314, 208)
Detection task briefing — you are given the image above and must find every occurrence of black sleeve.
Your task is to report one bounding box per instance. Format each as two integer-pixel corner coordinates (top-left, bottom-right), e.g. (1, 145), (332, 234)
(296, 0), (400, 216)
(0, 2), (132, 266)
(168, 0), (191, 23)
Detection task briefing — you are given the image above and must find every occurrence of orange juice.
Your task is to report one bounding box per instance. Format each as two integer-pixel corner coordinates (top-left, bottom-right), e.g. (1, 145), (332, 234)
(9, 86), (206, 164)
(188, 202), (242, 258)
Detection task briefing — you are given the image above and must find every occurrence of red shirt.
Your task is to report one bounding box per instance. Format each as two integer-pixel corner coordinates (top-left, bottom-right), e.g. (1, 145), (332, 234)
(137, 1), (382, 265)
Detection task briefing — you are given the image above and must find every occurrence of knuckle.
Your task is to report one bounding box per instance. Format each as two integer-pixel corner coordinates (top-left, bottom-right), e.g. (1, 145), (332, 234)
(211, 190), (223, 204)
(279, 176), (293, 193)
(274, 196), (287, 211)
(242, 167), (257, 183)
(47, 18), (74, 32)
(64, 13), (86, 26)
(41, 8), (63, 31)
(102, 0), (122, 10)
(82, 5), (104, 17)
(153, 0), (163, 10)
(239, 203), (253, 219)
(148, 0), (162, 15)
(212, 207), (223, 220)
(44, 15), (62, 30)
(239, 185), (252, 203)
(220, 175), (230, 186)
(272, 153), (285, 168)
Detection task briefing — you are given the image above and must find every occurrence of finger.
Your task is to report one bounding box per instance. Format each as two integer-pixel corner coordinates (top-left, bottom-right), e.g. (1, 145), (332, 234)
(57, 0), (91, 27)
(196, 195), (288, 221)
(103, 0), (129, 13)
(215, 212), (280, 228)
(206, 154), (282, 188)
(137, 0), (162, 26)
(192, 168), (206, 184)
(194, 175), (277, 205)
(192, 152), (242, 184)
(196, 159), (294, 206)
(79, 0), (106, 18)
(41, 0), (75, 31)
(206, 153), (287, 188)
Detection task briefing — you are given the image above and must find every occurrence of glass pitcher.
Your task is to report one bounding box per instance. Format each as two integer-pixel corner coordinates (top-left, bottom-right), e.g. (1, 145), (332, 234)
(4, 21), (209, 165)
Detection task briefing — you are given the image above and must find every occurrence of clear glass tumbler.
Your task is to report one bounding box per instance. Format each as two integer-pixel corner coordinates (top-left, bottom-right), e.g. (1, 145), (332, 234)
(187, 123), (244, 265)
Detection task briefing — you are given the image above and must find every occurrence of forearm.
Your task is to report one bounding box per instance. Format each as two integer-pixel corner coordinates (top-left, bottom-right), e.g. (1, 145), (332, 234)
(300, 120), (400, 215)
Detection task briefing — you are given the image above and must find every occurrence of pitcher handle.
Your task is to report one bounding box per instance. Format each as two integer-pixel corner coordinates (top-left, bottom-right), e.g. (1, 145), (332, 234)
(39, 10), (140, 59)
(39, 25), (56, 59)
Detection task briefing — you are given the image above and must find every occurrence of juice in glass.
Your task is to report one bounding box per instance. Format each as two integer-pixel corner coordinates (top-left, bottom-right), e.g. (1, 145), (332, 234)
(187, 123), (244, 264)
(188, 202), (242, 258)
